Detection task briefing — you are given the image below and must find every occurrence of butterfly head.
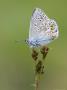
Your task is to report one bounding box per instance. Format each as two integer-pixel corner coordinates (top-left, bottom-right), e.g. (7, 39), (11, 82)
(25, 39), (36, 47)
(25, 39), (29, 45)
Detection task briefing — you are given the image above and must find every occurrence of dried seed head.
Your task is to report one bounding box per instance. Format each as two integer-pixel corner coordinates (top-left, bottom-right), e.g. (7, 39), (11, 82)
(40, 46), (49, 59)
(41, 46), (49, 53)
(45, 47), (49, 53)
(32, 55), (38, 61)
(32, 49), (38, 61)
(35, 60), (42, 74)
(41, 66), (44, 74)
(40, 47), (45, 54)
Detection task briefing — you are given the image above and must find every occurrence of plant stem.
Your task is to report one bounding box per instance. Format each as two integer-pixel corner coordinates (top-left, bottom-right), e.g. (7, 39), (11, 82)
(35, 74), (40, 90)
(32, 46), (49, 90)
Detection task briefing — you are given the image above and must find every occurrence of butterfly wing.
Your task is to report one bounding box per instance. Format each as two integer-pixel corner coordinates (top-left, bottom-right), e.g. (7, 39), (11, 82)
(29, 8), (59, 46)
(29, 8), (50, 41)
(37, 19), (59, 46)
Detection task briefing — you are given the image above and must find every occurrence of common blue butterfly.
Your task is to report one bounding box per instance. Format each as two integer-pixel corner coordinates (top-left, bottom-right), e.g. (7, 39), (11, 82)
(26, 8), (59, 47)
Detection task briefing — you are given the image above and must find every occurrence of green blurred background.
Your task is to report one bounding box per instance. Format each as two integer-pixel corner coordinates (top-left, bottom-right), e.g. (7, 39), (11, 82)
(0, 0), (67, 90)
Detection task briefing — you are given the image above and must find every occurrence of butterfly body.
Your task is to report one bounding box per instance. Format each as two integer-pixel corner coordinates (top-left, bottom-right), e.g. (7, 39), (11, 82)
(27, 8), (59, 48)
(27, 37), (53, 47)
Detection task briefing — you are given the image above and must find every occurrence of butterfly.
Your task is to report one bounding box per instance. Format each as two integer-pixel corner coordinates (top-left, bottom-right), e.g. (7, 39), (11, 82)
(26, 8), (59, 48)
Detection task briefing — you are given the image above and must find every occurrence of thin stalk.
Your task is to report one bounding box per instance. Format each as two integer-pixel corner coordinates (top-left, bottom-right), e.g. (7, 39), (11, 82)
(31, 46), (49, 90)
(35, 74), (40, 90)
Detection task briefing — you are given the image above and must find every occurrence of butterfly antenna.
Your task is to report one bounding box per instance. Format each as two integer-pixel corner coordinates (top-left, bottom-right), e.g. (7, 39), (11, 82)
(15, 40), (25, 44)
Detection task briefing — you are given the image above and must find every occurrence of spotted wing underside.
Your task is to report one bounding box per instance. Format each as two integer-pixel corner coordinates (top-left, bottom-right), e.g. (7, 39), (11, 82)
(29, 8), (50, 40)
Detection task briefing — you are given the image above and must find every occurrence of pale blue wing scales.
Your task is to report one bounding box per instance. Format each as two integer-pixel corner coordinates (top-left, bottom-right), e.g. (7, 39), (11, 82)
(38, 19), (59, 46)
(28, 8), (59, 47)
(29, 8), (50, 41)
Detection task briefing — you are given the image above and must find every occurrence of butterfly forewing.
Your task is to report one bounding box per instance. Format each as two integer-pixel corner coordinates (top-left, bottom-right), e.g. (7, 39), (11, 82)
(29, 8), (50, 41)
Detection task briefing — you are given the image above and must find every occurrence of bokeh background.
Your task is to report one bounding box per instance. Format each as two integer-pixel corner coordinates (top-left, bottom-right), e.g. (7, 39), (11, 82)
(0, 0), (67, 90)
